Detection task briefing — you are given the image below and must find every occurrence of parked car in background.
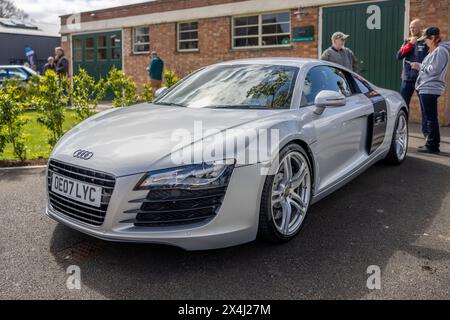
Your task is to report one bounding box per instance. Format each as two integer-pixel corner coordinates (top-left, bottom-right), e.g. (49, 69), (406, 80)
(0, 65), (37, 86)
(46, 58), (408, 251)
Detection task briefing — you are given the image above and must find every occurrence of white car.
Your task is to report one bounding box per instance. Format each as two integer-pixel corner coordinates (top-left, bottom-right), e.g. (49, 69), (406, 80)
(46, 58), (408, 250)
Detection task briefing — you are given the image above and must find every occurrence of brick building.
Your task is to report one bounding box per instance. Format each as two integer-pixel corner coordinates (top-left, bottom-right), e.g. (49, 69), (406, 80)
(60, 0), (450, 125)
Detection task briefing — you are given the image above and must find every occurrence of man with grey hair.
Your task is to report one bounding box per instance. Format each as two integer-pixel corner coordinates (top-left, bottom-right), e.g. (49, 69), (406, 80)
(54, 47), (69, 78)
(321, 32), (358, 71)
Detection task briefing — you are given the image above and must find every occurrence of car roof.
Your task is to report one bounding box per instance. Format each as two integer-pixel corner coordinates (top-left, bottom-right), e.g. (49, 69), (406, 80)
(0, 65), (37, 74)
(0, 65), (24, 68)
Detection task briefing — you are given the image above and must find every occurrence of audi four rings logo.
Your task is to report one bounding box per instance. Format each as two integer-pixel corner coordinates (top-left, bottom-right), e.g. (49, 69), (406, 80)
(73, 149), (94, 160)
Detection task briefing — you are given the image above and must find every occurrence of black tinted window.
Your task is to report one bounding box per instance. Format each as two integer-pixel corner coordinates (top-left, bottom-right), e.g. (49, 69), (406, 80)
(301, 66), (352, 107)
(353, 76), (371, 94)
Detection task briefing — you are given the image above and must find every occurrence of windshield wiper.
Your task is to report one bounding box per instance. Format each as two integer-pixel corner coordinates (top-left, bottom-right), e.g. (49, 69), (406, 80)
(205, 104), (271, 110)
(154, 102), (186, 107)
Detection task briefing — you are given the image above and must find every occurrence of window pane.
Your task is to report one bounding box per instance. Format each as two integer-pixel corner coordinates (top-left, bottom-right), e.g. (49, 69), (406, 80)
(354, 76), (372, 94)
(111, 35), (121, 47)
(157, 65), (299, 109)
(135, 35), (150, 45)
(234, 16), (258, 26)
(262, 35), (290, 46)
(85, 37), (94, 48)
(262, 12), (290, 24)
(180, 31), (198, 40)
(73, 38), (82, 49)
(97, 36), (107, 48)
(135, 27), (148, 36)
(111, 48), (121, 60)
(234, 26), (258, 37)
(74, 50), (82, 61)
(134, 44), (150, 52)
(85, 49), (95, 61)
(302, 66), (352, 107)
(234, 37), (259, 47)
(262, 22), (290, 35)
(97, 48), (107, 60)
(180, 22), (198, 31)
(8, 68), (27, 80)
(179, 41), (198, 50)
(0, 69), (7, 80)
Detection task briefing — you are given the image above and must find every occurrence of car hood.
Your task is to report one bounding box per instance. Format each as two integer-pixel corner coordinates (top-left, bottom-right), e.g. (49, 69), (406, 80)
(51, 103), (282, 176)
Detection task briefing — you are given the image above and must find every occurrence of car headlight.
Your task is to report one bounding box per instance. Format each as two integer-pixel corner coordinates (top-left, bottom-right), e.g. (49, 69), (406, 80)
(135, 160), (235, 190)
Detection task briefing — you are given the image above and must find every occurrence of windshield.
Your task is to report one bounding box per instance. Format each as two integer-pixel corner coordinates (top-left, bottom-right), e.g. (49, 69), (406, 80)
(155, 64), (299, 109)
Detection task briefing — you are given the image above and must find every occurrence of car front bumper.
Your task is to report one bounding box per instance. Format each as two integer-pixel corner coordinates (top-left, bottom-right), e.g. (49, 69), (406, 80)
(46, 163), (266, 251)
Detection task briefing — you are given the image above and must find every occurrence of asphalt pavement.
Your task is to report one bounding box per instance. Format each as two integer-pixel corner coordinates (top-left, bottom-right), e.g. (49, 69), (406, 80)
(0, 124), (449, 300)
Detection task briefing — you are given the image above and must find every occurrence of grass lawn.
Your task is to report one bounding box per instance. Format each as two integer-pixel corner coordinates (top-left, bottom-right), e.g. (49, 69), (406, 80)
(0, 110), (82, 161)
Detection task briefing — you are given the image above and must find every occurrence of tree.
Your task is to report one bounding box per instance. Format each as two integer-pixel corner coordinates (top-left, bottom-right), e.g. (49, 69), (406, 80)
(0, 0), (28, 19)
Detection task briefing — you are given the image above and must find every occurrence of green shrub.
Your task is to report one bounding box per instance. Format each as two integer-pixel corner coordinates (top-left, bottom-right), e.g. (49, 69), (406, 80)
(71, 69), (106, 121)
(164, 70), (180, 88)
(107, 67), (138, 108)
(0, 79), (29, 160)
(33, 70), (70, 147)
(142, 82), (154, 102)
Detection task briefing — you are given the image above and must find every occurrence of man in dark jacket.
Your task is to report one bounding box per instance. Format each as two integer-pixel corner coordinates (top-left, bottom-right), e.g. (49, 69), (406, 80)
(321, 32), (358, 71)
(55, 47), (69, 78)
(148, 51), (164, 96)
(396, 19), (429, 108)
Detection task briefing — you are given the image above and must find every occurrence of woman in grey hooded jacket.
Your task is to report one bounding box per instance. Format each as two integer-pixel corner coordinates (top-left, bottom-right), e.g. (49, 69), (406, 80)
(412, 27), (450, 154)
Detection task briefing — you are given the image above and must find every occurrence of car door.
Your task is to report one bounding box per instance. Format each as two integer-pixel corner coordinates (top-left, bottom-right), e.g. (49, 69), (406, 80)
(301, 65), (374, 193)
(352, 76), (388, 155)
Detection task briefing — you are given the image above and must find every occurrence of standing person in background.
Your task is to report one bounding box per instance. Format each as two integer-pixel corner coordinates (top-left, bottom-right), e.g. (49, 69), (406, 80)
(412, 27), (450, 154)
(321, 32), (358, 71)
(396, 19), (429, 109)
(43, 57), (56, 74)
(24, 46), (37, 71)
(148, 51), (164, 96)
(54, 47), (69, 79)
(54, 47), (71, 107)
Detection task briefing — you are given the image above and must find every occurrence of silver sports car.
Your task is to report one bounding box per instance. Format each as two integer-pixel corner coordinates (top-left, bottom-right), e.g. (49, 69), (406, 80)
(46, 58), (408, 250)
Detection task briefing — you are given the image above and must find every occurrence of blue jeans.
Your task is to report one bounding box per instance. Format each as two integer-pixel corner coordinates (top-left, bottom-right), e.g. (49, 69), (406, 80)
(400, 80), (416, 108)
(419, 94), (441, 151)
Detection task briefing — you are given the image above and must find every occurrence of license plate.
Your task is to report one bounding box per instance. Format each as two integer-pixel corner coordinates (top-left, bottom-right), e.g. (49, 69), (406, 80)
(51, 174), (102, 208)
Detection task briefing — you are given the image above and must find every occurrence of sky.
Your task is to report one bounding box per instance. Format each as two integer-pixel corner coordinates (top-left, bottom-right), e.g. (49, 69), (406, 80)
(13, 0), (148, 25)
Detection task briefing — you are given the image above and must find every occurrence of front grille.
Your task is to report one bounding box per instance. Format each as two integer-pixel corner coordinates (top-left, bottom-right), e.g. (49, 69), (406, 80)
(47, 159), (116, 226)
(123, 186), (229, 227)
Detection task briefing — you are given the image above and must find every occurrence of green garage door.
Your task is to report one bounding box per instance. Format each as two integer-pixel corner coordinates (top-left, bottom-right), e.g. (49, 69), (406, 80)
(72, 31), (122, 99)
(322, 0), (405, 90)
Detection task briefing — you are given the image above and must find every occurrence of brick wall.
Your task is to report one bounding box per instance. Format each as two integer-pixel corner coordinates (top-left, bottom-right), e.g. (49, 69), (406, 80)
(123, 7), (320, 91)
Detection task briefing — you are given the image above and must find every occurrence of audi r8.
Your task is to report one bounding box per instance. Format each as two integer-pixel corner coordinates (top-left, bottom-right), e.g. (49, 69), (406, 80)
(46, 58), (408, 250)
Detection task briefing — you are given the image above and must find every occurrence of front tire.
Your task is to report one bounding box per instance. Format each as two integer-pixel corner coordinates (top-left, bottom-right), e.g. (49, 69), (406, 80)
(384, 110), (409, 165)
(258, 144), (312, 243)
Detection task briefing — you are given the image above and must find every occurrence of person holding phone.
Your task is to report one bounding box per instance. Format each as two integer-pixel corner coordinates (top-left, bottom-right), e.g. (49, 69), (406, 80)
(411, 27), (450, 154)
(397, 19), (429, 109)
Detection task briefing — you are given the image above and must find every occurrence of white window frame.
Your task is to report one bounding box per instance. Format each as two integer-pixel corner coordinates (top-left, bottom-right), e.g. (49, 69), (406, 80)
(232, 11), (291, 50)
(133, 26), (150, 54)
(177, 21), (199, 52)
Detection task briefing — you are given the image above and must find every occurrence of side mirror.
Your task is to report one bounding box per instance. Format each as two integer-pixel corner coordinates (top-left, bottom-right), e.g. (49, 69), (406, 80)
(155, 87), (168, 98)
(314, 90), (346, 115)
